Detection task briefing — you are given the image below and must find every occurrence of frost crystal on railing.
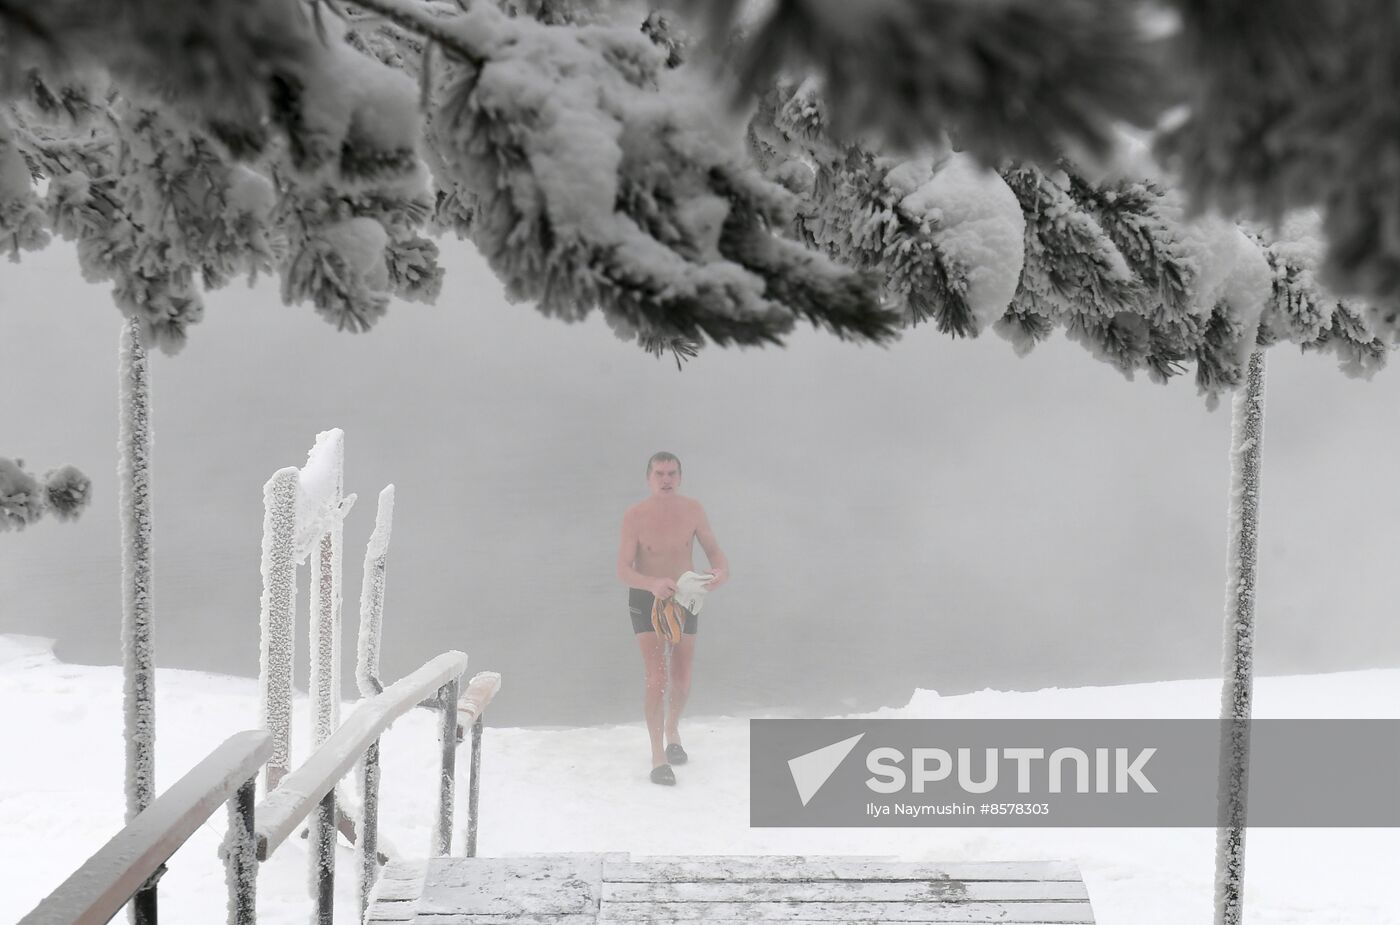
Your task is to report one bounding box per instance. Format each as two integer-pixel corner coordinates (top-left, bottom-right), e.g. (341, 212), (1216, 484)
(357, 485), (395, 697)
(258, 466), (299, 788)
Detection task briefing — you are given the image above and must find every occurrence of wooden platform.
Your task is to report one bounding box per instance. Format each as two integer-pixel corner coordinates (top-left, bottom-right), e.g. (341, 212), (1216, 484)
(366, 854), (1095, 924)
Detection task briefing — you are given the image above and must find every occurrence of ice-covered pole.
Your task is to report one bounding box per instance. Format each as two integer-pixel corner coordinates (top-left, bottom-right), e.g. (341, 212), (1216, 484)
(353, 485), (394, 915)
(118, 316), (157, 925)
(1215, 348), (1266, 925)
(356, 485), (395, 696)
(258, 467), (299, 792)
(299, 429), (354, 909)
(300, 429), (353, 747)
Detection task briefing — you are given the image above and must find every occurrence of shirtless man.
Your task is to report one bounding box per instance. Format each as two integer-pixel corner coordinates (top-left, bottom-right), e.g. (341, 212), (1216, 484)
(616, 451), (729, 785)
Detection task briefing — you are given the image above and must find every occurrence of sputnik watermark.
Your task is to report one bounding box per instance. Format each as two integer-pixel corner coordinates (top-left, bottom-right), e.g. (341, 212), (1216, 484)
(751, 718), (1400, 827)
(864, 746), (1157, 794)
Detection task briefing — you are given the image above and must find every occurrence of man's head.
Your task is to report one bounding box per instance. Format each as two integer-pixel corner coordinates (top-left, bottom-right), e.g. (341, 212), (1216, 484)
(646, 451), (682, 496)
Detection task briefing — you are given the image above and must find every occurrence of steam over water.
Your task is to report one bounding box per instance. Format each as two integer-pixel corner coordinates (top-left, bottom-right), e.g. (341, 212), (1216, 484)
(5, 245), (1400, 726)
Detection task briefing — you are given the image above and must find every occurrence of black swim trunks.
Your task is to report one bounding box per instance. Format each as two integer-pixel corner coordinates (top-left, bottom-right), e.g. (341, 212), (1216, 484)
(629, 587), (698, 636)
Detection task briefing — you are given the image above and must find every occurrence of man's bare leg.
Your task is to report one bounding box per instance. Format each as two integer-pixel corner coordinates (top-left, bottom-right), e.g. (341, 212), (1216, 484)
(637, 634), (669, 769)
(665, 634), (695, 749)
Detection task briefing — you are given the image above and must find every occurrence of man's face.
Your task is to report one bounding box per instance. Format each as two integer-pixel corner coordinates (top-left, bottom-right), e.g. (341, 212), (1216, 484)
(648, 461), (681, 496)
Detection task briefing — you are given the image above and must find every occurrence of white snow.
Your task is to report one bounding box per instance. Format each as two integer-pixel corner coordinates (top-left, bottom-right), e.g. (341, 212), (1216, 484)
(225, 166), (276, 222)
(1269, 210), (1329, 279)
(319, 219), (390, 293)
(363, 485), (395, 562)
(295, 430), (345, 562)
(4, 638), (1396, 925)
(898, 153), (1026, 333)
(1158, 199), (1271, 362)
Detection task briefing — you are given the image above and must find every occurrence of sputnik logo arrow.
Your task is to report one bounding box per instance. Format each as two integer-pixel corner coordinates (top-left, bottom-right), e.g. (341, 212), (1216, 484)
(788, 733), (866, 807)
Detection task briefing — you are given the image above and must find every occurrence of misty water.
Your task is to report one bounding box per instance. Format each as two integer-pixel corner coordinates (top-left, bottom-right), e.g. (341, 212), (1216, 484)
(5, 243), (1400, 728)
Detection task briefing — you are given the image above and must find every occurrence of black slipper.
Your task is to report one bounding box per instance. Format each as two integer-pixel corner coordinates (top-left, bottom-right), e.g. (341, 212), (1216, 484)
(650, 764), (676, 785)
(665, 743), (688, 765)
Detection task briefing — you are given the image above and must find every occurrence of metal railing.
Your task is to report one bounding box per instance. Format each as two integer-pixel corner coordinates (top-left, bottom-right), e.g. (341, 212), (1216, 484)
(255, 652), (469, 925)
(455, 672), (501, 859)
(19, 731), (271, 925)
(22, 654), (501, 925)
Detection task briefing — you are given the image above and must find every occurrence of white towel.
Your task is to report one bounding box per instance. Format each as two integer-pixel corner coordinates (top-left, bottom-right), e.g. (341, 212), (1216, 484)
(674, 570), (716, 615)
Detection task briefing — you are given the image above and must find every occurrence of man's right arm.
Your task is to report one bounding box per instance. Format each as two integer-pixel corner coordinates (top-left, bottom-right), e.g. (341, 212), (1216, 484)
(617, 511), (670, 596)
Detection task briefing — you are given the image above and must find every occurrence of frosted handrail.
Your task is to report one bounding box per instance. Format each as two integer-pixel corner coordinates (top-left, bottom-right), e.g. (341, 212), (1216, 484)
(21, 731), (272, 925)
(254, 650), (469, 859)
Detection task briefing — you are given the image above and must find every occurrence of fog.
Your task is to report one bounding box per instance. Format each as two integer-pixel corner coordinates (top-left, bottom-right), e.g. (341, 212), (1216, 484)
(3, 240), (1398, 725)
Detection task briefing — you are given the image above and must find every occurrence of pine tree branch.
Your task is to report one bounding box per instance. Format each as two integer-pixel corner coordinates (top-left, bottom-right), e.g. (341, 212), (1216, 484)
(0, 456), (90, 530)
(693, 0), (1170, 164)
(342, 0), (484, 65)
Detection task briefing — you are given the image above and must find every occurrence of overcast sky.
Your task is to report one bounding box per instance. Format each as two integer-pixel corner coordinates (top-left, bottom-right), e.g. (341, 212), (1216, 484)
(3, 238), (1399, 725)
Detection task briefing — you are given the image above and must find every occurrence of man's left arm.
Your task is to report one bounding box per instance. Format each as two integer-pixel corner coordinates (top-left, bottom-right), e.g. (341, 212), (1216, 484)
(695, 503), (730, 589)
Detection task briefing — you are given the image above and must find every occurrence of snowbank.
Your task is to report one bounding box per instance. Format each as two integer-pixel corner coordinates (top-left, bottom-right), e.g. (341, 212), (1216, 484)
(2, 636), (1396, 925)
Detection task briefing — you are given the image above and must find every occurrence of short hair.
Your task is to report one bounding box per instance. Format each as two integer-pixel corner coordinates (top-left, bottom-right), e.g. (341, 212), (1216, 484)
(647, 451), (682, 476)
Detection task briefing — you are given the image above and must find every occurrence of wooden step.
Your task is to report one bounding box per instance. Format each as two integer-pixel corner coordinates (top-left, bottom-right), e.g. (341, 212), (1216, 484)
(365, 853), (1095, 924)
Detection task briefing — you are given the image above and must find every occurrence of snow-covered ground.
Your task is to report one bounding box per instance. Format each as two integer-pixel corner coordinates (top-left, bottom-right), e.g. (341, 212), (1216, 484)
(3, 633), (1395, 924)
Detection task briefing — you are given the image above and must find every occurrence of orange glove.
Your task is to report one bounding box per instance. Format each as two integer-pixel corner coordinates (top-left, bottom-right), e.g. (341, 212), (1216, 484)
(651, 596), (684, 644)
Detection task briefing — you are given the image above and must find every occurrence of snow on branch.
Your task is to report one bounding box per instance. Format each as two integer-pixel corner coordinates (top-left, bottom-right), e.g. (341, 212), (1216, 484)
(412, 0), (900, 350)
(1254, 211), (1391, 379)
(753, 85), (1000, 339)
(750, 77), (1367, 400)
(0, 113), (50, 257)
(1, 0), (1393, 387)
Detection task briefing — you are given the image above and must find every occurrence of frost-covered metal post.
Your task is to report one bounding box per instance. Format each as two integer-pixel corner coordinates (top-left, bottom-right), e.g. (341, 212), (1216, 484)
(1215, 349), (1266, 925)
(358, 738), (382, 923)
(434, 676), (460, 857)
(356, 485), (395, 697)
(466, 715), (483, 858)
(118, 317), (159, 925)
(297, 430), (355, 917)
(225, 776), (258, 925)
(457, 672), (501, 859)
(258, 467), (299, 793)
(356, 485), (394, 919)
(307, 431), (350, 746)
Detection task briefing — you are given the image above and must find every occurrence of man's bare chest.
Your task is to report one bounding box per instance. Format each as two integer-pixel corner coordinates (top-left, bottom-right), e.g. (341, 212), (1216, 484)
(635, 512), (696, 553)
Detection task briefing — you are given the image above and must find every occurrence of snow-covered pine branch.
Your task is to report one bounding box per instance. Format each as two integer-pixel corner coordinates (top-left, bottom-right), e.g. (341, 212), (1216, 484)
(699, 0), (1400, 343)
(1001, 163), (1143, 366)
(4, 7), (437, 354)
(1, 0), (1393, 398)
(0, 456), (91, 530)
(0, 112), (49, 257)
(748, 75), (1390, 402)
(407, 0), (899, 350)
(1253, 213), (1391, 380)
(4, 0), (899, 359)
